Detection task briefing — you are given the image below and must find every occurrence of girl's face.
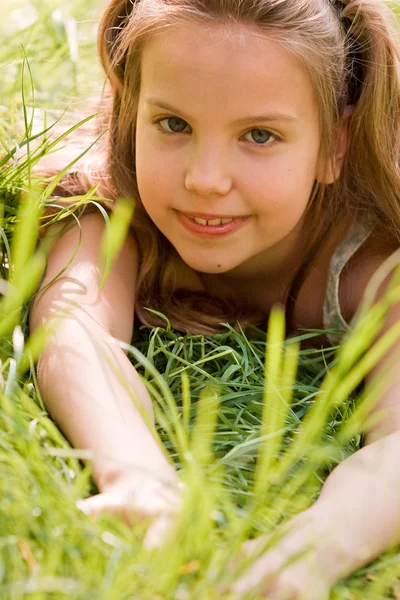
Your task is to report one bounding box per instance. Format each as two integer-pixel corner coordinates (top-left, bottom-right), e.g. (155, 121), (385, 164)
(135, 22), (327, 279)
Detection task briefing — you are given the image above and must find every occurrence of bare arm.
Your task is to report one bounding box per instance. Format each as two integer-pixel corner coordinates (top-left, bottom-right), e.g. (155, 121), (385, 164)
(30, 212), (177, 492)
(233, 429), (400, 598)
(233, 258), (400, 597)
(309, 429), (400, 582)
(310, 290), (400, 582)
(280, 275), (400, 583)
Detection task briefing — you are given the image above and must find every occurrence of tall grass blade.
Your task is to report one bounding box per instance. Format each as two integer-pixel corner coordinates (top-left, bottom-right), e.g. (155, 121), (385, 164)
(99, 197), (135, 289)
(253, 305), (287, 497)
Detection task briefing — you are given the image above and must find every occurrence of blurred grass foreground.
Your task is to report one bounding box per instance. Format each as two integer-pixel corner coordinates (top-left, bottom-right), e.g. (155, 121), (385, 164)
(1, 1), (400, 599)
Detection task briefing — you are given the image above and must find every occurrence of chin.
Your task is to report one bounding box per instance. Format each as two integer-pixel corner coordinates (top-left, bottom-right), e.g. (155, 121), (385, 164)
(199, 265), (232, 274)
(182, 255), (233, 274)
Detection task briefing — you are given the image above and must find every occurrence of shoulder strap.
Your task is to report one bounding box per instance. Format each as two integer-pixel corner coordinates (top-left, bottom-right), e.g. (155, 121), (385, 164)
(323, 218), (375, 344)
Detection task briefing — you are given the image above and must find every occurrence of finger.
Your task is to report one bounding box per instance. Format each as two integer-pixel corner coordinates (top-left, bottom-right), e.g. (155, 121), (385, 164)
(76, 493), (134, 526)
(224, 537), (276, 595)
(241, 534), (271, 557)
(231, 550), (284, 596)
(144, 514), (174, 550)
(227, 534), (272, 575)
(266, 591), (297, 600)
(261, 566), (331, 600)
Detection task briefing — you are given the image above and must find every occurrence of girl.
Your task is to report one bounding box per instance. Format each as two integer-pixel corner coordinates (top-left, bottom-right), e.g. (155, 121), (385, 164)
(30, 0), (400, 597)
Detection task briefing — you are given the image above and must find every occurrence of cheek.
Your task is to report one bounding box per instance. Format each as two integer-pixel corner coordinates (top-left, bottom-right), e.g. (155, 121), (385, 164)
(135, 126), (154, 199)
(258, 149), (318, 207)
(240, 159), (305, 213)
(135, 128), (181, 214)
(240, 152), (318, 235)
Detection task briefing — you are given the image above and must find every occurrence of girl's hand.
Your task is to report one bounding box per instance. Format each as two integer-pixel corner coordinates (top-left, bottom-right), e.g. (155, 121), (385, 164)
(231, 507), (338, 599)
(76, 474), (183, 549)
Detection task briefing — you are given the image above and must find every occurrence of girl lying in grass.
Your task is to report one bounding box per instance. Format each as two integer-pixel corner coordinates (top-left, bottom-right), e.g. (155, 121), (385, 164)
(30, 0), (400, 597)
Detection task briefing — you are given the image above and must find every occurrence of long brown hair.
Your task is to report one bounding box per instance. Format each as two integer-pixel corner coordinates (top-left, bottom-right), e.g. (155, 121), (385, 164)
(51, 0), (400, 334)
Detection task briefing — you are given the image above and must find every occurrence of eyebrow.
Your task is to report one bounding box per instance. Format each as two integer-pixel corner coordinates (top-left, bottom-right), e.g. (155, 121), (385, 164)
(145, 98), (299, 125)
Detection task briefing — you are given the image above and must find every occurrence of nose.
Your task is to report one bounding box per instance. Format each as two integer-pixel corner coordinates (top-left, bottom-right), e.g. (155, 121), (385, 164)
(184, 140), (233, 197)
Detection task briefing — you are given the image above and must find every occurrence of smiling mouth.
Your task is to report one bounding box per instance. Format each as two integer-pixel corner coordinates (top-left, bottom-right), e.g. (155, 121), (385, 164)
(180, 211), (247, 226)
(187, 216), (233, 226)
(177, 211), (249, 237)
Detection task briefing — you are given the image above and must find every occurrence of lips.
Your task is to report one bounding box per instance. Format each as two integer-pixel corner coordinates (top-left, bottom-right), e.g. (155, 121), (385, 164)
(177, 210), (249, 238)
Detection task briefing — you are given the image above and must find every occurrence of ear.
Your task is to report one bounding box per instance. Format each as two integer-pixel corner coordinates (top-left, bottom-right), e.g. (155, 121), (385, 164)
(316, 104), (355, 185)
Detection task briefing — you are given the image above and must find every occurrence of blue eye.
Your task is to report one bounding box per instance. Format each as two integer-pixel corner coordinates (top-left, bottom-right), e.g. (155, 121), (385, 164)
(158, 117), (189, 133)
(245, 128), (275, 146)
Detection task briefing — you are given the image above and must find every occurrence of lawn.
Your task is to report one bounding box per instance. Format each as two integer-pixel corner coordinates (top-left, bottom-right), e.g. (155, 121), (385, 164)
(1, 1), (400, 598)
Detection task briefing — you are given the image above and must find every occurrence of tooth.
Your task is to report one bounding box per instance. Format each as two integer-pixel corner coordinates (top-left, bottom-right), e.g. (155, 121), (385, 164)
(221, 218), (233, 224)
(194, 217), (207, 225)
(207, 218), (222, 226)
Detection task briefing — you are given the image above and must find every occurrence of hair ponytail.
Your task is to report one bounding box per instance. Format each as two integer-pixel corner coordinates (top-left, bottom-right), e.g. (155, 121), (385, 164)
(340, 0), (400, 236)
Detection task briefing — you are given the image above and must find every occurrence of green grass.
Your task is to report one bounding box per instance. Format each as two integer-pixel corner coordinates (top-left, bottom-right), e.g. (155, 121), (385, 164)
(1, 2), (400, 598)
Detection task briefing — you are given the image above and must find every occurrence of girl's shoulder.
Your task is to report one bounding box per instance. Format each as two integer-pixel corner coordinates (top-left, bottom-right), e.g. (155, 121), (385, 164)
(33, 210), (139, 340)
(294, 219), (399, 337)
(335, 225), (399, 322)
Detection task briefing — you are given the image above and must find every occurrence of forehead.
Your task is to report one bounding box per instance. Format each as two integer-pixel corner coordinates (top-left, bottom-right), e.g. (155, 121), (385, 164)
(140, 21), (319, 123)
